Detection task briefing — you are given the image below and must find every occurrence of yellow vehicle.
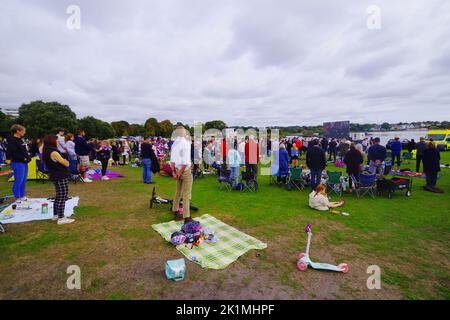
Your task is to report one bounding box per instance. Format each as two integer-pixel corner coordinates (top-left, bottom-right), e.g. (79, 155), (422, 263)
(425, 129), (450, 151)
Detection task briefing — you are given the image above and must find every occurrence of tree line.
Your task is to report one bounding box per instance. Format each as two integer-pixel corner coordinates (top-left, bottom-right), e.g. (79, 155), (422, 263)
(1, 100), (447, 140)
(0, 100), (228, 140)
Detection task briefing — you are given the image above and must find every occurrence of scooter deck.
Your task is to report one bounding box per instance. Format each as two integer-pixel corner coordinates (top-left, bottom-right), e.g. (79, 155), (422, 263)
(309, 261), (343, 272)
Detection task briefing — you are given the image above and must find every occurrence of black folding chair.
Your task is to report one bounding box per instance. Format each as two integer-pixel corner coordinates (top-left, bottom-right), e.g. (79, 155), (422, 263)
(240, 171), (259, 192)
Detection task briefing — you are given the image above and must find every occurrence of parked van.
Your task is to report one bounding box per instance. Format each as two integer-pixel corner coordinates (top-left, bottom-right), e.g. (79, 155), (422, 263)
(425, 129), (450, 151)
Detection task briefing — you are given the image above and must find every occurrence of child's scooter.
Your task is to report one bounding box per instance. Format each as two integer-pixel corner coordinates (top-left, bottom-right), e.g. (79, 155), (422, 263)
(297, 224), (348, 273)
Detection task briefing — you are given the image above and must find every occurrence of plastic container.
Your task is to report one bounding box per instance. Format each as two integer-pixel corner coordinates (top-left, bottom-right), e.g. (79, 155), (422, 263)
(41, 203), (48, 214)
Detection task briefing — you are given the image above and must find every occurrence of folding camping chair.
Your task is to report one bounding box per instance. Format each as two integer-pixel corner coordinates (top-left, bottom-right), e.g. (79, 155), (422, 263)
(383, 162), (392, 175)
(240, 171), (259, 192)
(353, 173), (377, 199)
(35, 158), (49, 183)
(402, 152), (413, 165)
(218, 169), (233, 191)
(326, 171), (344, 197)
(269, 164), (289, 187)
(287, 167), (305, 191)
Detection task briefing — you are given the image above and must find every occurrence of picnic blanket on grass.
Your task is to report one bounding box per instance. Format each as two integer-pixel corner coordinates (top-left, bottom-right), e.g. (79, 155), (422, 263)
(152, 214), (267, 270)
(0, 197), (79, 224)
(87, 169), (124, 179)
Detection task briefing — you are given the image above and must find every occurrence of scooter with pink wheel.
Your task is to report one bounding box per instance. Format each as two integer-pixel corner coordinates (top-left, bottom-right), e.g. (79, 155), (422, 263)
(297, 224), (348, 273)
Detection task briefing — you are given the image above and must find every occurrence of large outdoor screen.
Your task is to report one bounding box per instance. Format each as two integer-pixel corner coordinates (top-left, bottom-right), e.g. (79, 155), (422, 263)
(323, 121), (350, 139)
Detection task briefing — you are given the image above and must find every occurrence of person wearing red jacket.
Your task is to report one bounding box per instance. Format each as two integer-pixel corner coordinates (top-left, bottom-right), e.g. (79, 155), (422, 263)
(245, 137), (259, 179)
(222, 138), (228, 163)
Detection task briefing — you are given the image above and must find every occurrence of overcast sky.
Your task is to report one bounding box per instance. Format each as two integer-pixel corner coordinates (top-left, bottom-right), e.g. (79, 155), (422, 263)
(1, 0), (449, 127)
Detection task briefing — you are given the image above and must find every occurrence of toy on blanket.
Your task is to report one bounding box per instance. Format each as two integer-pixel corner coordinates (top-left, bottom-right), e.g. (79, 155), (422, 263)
(170, 220), (217, 249)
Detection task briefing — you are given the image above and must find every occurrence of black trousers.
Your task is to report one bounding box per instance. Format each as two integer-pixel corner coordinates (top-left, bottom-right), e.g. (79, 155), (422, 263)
(101, 158), (108, 176)
(425, 171), (437, 187)
(53, 178), (69, 219)
(328, 150), (336, 161)
(393, 153), (401, 167)
(416, 155), (423, 172)
(245, 164), (258, 179)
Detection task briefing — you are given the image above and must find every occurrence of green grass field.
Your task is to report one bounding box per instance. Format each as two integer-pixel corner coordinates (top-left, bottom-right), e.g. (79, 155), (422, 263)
(0, 153), (449, 300)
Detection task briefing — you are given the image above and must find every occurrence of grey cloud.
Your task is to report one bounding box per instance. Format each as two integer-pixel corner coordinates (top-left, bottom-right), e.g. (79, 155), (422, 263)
(0, 0), (449, 127)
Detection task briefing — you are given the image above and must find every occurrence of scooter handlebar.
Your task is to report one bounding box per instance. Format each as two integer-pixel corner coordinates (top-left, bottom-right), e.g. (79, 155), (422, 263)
(305, 224), (312, 233)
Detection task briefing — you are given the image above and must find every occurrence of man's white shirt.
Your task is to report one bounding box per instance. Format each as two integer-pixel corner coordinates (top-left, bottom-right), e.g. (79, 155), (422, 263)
(170, 137), (191, 170)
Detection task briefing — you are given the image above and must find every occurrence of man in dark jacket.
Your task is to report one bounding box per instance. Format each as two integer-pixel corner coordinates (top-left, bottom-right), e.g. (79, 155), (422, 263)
(6, 124), (31, 202)
(368, 137), (387, 175)
(415, 137), (427, 172)
(423, 142), (442, 193)
(328, 138), (337, 162)
(74, 129), (95, 183)
(321, 137), (329, 154)
(306, 139), (326, 190)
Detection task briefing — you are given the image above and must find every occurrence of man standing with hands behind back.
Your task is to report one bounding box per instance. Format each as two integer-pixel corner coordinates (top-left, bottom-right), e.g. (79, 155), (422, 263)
(170, 126), (193, 223)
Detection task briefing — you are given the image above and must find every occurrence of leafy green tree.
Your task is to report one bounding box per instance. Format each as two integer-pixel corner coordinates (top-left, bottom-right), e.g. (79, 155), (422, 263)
(78, 116), (115, 139)
(144, 117), (161, 137)
(111, 121), (130, 137)
(128, 124), (146, 137)
(159, 119), (173, 137)
(17, 101), (78, 138)
(381, 122), (391, 131)
(204, 120), (227, 131)
(0, 111), (9, 136)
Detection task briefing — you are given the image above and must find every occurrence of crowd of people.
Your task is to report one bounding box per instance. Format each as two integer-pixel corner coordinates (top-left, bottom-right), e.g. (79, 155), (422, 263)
(0, 123), (444, 224)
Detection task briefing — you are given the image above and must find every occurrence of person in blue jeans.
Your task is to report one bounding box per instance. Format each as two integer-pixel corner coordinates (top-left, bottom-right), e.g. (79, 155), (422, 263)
(6, 124), (31, 203)
(227, 145), (241, 187)
(141, 137), (157, 184)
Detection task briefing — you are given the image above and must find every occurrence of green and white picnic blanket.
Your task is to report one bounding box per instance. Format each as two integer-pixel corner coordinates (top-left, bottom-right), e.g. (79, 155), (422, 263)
(152, 214), (267, 270)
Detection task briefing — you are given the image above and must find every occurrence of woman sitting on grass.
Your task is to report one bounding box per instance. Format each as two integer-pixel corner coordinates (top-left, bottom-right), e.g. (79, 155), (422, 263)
(309, 184), (344, 211)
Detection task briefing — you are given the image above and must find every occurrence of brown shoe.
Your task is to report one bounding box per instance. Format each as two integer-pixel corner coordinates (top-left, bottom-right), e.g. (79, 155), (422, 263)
(184, 217), (193, 224)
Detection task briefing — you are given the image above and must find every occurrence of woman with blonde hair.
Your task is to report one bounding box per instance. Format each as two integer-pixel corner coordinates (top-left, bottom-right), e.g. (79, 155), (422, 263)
(309, 184), (344, 211)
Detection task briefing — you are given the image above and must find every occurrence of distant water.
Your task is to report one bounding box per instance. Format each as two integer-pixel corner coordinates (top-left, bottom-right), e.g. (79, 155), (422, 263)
(362, 130), (428, 145)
